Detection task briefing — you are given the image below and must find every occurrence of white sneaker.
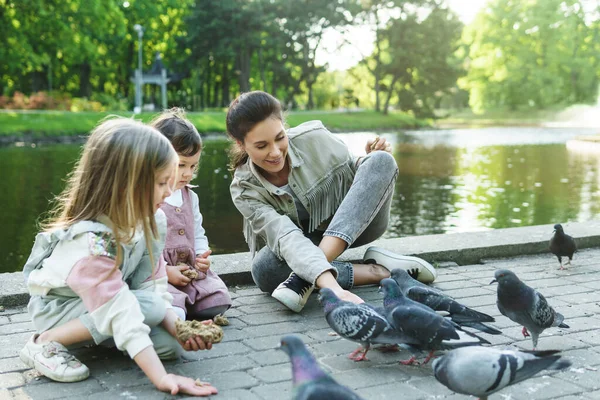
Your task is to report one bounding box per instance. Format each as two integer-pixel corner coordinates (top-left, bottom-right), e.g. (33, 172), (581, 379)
(20, 334), (90, 382)
(271, 273), (315, 312)
(363, 246), (437, 284)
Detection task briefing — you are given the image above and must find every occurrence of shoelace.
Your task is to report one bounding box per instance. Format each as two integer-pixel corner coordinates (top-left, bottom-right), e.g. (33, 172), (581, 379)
(284, 274), (312, 296)
(42, 343), (82, 367)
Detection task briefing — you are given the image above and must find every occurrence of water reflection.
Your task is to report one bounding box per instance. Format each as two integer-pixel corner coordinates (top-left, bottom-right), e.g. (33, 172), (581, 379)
(1, 127), (600, 273)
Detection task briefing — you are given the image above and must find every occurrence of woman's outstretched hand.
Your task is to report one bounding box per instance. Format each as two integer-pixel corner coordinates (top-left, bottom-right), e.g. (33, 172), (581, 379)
(158, 374), (217, 397)
(335, 288), (364, 304)
(365, 136), (392, 154)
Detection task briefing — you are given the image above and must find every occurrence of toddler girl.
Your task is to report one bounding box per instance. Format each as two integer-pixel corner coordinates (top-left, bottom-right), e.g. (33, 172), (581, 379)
(150, 108), (231, 321)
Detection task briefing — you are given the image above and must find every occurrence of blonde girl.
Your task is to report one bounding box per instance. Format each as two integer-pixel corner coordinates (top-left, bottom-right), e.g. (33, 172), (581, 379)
(21, 117), (217, 396)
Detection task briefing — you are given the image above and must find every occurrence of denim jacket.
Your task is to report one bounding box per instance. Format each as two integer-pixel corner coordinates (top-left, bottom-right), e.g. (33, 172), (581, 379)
(230, 120), (359, 285)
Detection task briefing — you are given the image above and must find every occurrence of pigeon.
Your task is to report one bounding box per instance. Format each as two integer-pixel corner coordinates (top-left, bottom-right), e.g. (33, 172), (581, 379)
(491, 269), (569, 348)
(432, 347), (571, 400)
(318, 288), (407, 361)
(549, 223), (577, 269)
(390, 269), (502, 335)
(380, 278), (490, 365)
(279, 335), (365, 400)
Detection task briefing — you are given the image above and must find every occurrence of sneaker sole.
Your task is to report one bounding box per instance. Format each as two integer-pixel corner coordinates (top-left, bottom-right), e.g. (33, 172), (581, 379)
(33, 358), (90, 383)
(271, 292), (304, 313)
(364, 247), (437, 283)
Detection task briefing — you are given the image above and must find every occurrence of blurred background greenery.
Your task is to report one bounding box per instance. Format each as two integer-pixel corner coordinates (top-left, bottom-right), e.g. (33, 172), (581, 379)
(1, 0), (599, 121)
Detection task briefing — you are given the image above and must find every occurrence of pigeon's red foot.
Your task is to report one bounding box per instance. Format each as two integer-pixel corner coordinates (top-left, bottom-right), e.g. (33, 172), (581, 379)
(399, 356), (419, 365)
(348, 347), (363, 360)
(348, 346), (370, 362)
(421, 350), (437, 365)
(522, 327), (530, 337)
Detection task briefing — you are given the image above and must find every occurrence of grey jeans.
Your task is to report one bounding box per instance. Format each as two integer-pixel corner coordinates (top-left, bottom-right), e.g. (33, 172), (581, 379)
(252, 150), (398, 293)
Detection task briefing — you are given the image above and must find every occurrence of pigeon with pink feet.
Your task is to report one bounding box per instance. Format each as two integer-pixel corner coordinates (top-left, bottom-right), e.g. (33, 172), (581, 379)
(491, 269), (569, 349)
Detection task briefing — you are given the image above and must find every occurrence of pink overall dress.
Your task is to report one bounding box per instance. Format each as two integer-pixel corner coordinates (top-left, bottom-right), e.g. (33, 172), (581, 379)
(160, 186), (231, 319)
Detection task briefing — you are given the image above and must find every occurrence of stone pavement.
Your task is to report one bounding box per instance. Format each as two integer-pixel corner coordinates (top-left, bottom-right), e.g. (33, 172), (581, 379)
(2, 249), (600, 400)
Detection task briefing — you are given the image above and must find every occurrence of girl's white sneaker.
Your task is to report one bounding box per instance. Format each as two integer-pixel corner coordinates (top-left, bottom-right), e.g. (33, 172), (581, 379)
(20, 334), (90, 383)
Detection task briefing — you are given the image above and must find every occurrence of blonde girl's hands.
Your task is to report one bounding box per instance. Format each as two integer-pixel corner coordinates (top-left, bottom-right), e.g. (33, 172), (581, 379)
(365, 136), (392, 154)
(158, 374), (217, 397)
(166, 264), (192, 286)
(195, 250), (212, 273)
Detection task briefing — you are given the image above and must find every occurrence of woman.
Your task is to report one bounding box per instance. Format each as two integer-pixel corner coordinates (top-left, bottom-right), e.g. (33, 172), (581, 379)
(227, 91), (436, 312)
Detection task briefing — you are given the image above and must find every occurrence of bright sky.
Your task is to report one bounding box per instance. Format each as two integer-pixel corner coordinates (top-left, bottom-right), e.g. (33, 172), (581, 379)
(316, 0), (488, 71)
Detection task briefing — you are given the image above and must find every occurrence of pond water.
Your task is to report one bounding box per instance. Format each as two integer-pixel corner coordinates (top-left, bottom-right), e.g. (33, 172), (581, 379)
(2, 126), (600, 273)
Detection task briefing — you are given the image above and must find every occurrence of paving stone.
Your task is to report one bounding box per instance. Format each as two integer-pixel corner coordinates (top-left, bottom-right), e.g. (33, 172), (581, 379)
(250, 381), (291, 399)
(20, 379), (105, 399)
(200, 371), (258, 391)
(0, 358), (27, 375)
(207, 388), (261, 400)
(0, 317), (9, 327)
(0, 373), (25, 390)
(247, 348), (288, 366)
(0, 322), (34, 336)
(247, 364), (291, 384)
(354, 380), (430, 399)
(242, 332), (313, 351)
(335, 365), (410, 389)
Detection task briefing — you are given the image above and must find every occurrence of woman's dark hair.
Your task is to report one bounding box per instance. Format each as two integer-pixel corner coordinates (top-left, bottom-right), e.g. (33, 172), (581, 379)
(226, 91), (284, 170)
(149, 107), (202, 157)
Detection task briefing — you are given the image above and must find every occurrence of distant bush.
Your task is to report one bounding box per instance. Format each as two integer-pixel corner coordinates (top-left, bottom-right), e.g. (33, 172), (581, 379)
(70, 98), (104, 112)
(0, 91), (72, 110)
(90, 92), (129, 111)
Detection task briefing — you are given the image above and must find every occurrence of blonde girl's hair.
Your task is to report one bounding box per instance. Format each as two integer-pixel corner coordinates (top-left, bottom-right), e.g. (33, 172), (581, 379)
(43, 117), (177, 268)
(149, 107), (202, 157)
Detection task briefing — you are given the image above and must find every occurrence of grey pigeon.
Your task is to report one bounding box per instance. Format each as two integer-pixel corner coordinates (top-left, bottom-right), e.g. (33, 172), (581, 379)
(549, 223), (577, 269)
(380, 278), (490, 365)
(491, 269), (569, 348)
(432, 347), (571, 400)
(279, 335), (364, 400)
(390, 269), (502, 335)
(318, 288), (407, 361)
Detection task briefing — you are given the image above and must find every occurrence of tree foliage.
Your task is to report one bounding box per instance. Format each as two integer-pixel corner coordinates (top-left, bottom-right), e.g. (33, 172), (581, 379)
(460, 0), (600, 112)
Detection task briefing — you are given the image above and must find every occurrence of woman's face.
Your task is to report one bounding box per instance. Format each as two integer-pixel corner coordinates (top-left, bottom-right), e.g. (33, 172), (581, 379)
(240, 117), (288, 176)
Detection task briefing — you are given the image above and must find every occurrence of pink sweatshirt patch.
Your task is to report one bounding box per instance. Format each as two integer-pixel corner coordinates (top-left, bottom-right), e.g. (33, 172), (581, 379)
(66, 256), (124, 312)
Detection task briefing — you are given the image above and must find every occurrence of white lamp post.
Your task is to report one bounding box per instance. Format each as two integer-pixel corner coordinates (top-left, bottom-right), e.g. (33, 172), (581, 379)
(133, 24), (144, 114)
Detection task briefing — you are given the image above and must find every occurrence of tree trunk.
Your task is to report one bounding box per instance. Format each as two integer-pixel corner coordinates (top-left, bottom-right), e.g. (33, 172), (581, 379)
(383, 75), (400, 115)
(31, 70), (46, 93)
(221, 62), (230, 107)
(238, 47), (251, 93)
(78, 62), (92, 98)
(258, 47), (267, 91)
(306, 81), (315, 110)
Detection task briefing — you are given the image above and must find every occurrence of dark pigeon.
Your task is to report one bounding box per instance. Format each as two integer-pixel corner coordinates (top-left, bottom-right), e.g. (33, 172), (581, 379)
(491, 269), (569, 348)
(549, 223), (577, 269)
(279, 335), (365, 400)
(433, 347), (571, 400)
(318, 288), (409, 361)
(390, 269), (502, 335)
(380, 278), (490, 365)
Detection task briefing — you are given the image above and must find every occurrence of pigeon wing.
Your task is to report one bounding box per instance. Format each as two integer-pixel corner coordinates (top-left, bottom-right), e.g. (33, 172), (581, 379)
(389, 305), (460, 347)
(327, 303), (390, 343)
(527, 291), (556, 329)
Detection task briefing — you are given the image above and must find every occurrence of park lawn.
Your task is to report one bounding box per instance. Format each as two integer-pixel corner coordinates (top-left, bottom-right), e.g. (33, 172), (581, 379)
(435, 107), (562, 127)
(0, 109), (429, 138)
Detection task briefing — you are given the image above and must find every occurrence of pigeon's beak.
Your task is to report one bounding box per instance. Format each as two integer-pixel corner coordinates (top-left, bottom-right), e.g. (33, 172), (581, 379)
(489, 279), (497, 285)
(377, 286), (383, 294)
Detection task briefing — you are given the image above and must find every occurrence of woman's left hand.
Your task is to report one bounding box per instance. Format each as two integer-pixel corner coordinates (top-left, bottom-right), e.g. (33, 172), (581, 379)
(365, 136), (392, 154)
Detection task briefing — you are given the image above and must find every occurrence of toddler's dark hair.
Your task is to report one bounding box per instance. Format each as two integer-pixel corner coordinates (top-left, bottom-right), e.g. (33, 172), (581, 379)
(149, 108), (202, 157)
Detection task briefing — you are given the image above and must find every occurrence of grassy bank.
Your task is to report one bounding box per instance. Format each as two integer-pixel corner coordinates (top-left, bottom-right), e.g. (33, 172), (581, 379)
(435, 107), (562, 128)
(0, 109), (430, 138)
